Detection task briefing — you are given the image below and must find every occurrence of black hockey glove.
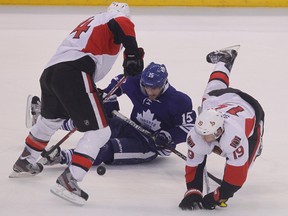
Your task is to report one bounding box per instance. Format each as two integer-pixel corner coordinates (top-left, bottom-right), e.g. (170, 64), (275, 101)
(202, 188), (228, 210)
(154, 130), (172, 156)
(179, 189), (203, 210)
(123, 47), (144, 76)
(154, 130), (172, 149)
(97, 88), (119, 118)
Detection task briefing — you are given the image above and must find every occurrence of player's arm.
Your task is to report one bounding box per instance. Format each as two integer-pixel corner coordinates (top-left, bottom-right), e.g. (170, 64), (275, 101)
(179, 134), (208, 210)
(156, 94), (196, 147)
(153, 96), (196, 156)
(167, 97), (196, 145)
(103, 74), (125, 97)
(202, 136), (249, 210)
(107, 17), (137, 51)
(107, 17), (144, 76)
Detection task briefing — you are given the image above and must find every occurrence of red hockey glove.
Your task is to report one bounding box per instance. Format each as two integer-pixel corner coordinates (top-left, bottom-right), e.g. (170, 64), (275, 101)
(202, 187), (228, 210)
(123, 47), (144, 76)
(179, 189), (203, 210)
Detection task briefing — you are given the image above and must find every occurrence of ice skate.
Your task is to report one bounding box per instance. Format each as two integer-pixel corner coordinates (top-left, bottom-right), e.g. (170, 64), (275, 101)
(38, 146), (72, 166)
(25, 95), (41, 128)
(9, 148), (43, 178)
(50, 167), (89, 206)
(206, 45), (240, 71)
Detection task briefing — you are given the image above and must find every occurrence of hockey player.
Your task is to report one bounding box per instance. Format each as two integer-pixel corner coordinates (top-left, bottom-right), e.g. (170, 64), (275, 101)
(178, 46), (265, 210)
(40, 62), (196, 166)
(10, 2), (144, 206)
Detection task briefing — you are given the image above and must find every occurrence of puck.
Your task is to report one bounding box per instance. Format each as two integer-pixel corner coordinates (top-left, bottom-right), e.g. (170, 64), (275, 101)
(97, 165), (106, 176)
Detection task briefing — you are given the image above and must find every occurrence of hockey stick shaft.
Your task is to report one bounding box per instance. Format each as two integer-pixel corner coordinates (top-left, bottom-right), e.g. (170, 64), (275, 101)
(41, 77), (127, 158)
(167, 146), (222, 185)
(103, 76), (126, 103)
(41, 127), (77, 158)
(112, 110), (222, 185)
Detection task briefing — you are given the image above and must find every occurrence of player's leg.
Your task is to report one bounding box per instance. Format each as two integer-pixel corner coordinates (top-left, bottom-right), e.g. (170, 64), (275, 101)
(25, 95), (41, 128)
(39, 115), (131, 166)
(94, 117), (157, 165)
(98, 137), (157, 165)
(49, 60), (111, 204)
(201, 46), (239, 108)
(206, 45), (239, 72)
(10, 68), (66, 178)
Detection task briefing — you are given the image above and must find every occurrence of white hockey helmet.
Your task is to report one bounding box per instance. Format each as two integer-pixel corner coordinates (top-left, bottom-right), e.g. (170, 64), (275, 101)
(107, 2), (130, 18)
(195, 109), (225, 139)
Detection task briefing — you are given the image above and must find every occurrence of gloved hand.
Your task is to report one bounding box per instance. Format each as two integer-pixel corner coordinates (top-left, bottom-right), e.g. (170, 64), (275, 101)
(154, 130), (172, 149)
(123, 47), (144, 76)
(202, 188), (228, 210)
(179, 189), (203, 210)
(97, 88), (119, 118)
(154, 130), (172, 156)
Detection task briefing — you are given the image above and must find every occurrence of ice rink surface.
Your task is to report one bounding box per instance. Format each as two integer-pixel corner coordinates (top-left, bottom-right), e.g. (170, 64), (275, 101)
(1, 5), (288, 215)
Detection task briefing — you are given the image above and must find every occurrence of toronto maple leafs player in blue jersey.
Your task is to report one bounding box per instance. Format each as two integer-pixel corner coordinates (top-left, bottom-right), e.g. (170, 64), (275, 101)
(37, 62), (196, 166)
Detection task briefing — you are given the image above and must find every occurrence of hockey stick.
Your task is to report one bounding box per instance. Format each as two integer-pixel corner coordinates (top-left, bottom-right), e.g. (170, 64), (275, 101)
(197, 106), (223, 186)
(112, 110), (222, 185)
(40, 76), (127, 158)
(41, 127), (77, 158)
(103, 76), (126, 103)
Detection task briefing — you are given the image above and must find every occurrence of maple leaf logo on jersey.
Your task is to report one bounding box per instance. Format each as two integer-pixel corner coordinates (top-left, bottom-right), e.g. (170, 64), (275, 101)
(136, 110), (161, 131)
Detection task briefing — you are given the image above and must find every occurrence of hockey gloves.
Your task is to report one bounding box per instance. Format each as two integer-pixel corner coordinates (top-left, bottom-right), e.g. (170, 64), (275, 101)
(123, 47), (144, 77)
(97, 88), (119, 118)
(202, 187), (228, 210)
(154, 130), (172, 156)
(179, 189), (203, 210)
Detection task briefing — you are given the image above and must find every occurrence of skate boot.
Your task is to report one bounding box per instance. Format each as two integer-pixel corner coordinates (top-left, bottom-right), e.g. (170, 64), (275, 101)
(25, 95), (41, 128)
(9, 147), (43, 178)
(206, 45), (239, 71)
(50, 167), (89, 205)
(38, 146), (73, 166)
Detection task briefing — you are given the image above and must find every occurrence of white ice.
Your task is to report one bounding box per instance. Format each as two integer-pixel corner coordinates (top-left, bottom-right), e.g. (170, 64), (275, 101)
(1, 5), (288, 216)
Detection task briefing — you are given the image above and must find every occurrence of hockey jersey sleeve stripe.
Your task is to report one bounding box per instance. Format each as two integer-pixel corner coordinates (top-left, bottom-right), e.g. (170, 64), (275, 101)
(185, 157), (207, 190)
(179, 124), (194, 133)
(223, 161), (248, 186)
(185, 165), (197, 183)
(208, 71), (229, 87)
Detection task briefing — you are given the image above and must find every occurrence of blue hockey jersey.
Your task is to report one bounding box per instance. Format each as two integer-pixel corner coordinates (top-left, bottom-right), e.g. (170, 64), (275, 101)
(104, 74), (196, 145)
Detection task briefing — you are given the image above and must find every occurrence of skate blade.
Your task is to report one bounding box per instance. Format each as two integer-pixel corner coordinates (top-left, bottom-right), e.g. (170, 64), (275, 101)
(219, 45), (240, 52)
(9, 170), (36, 178)
(25, 95), (33, 128)
(50, 184), (86, 206)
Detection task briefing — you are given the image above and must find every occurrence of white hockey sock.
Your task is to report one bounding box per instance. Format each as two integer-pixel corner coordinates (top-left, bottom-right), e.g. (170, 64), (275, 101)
(70, 127), (111, 181)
